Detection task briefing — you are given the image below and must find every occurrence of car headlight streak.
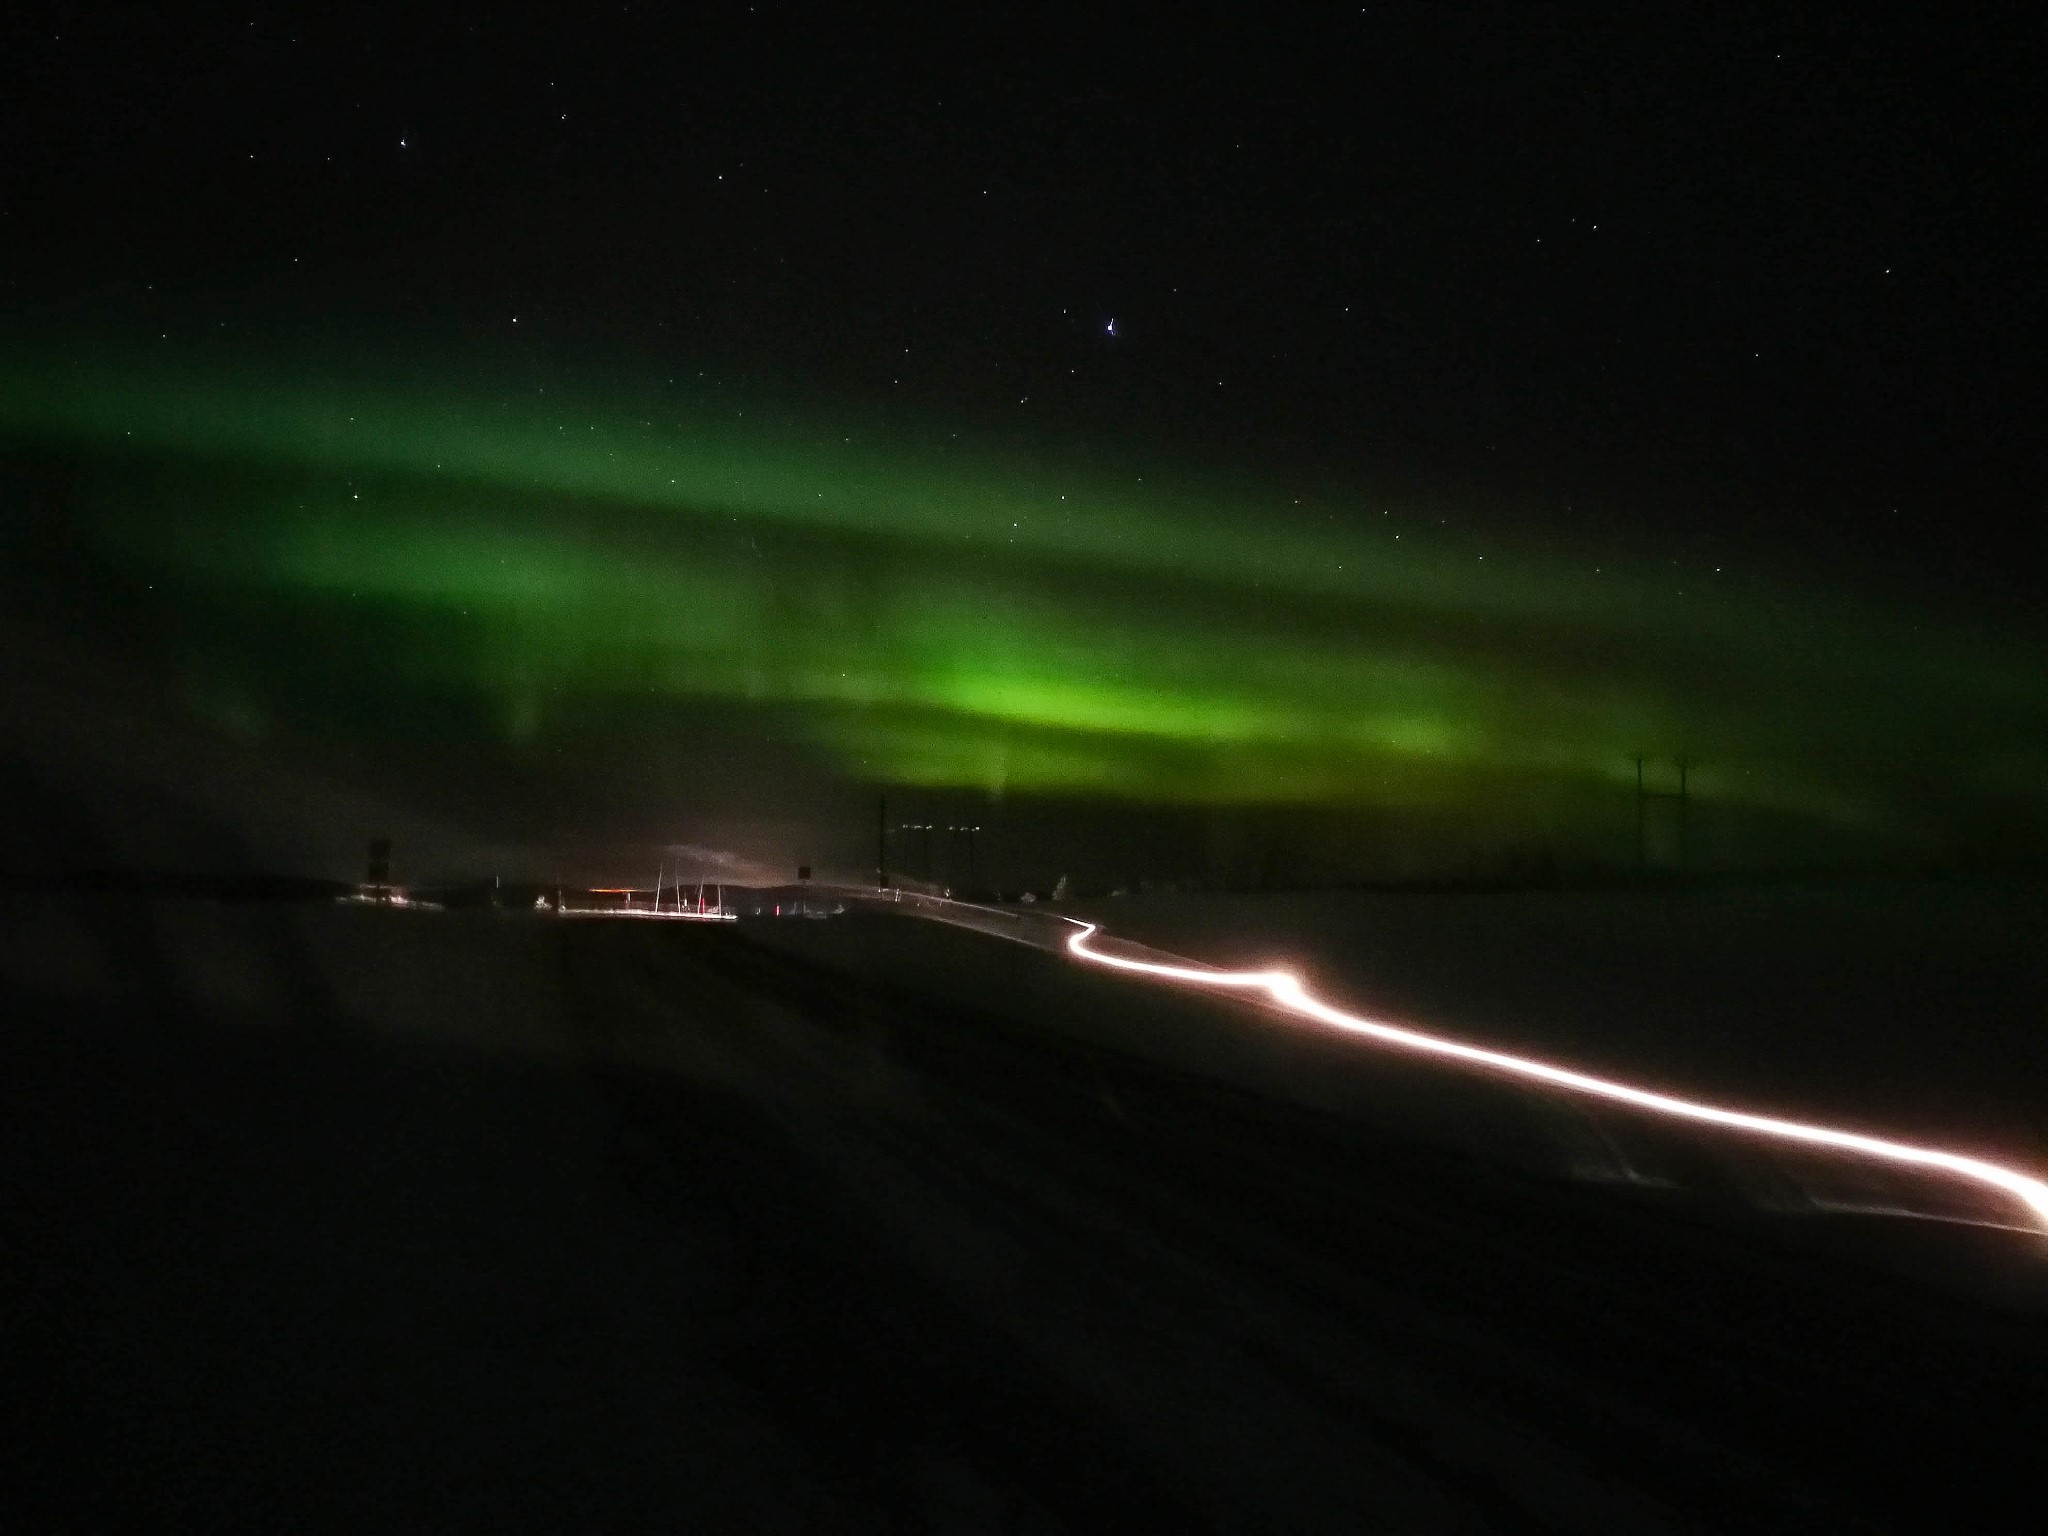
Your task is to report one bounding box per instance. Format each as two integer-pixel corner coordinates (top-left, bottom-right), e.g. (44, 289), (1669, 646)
(1064, 921), (2048, 1233)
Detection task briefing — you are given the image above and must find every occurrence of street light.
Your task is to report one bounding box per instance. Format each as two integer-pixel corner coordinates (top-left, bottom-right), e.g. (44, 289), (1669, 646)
(886, 819), (985, 890)
(946, 824), (982, 890)
(895, 822), (935, 881)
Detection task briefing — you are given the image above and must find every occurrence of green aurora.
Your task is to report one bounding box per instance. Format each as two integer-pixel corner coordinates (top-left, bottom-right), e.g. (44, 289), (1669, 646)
(5, 348), (2043, 867)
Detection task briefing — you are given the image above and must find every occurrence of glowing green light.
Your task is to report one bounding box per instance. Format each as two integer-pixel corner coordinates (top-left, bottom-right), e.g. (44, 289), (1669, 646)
(3, 344), (2042, 852)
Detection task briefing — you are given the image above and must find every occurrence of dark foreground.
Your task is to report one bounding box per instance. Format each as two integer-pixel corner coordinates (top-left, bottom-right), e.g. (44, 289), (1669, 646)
(4, 899), (2045, 1532)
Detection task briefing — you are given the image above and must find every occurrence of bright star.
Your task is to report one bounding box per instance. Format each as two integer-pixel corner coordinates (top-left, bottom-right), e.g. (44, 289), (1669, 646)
(1105, 318), (1117, 337)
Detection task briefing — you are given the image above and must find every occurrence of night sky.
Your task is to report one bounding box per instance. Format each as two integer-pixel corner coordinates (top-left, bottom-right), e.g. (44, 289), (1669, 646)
(3, 4), (2044, 885)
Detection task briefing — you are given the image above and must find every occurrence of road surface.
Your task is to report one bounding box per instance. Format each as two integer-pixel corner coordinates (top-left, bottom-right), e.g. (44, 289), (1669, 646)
(5, 895), (2045, 1531)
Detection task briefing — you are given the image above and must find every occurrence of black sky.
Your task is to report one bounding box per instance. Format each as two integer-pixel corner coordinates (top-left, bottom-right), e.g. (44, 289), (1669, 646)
(7, 3), (2045, 615)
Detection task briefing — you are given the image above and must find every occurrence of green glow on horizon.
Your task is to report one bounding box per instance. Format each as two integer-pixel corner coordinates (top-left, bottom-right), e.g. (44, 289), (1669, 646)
(4, 346), (2043, 853)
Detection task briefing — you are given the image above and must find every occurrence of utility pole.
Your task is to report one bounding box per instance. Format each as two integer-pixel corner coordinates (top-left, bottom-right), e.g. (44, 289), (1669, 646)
(1635, 757), (1645, 872)
(892, 820), (941, 884)
(877, 793), (888, 888)
(1634, 756), (1693, 874)
(1678, 759), (1690, 873)
(947, 824), (981, 891)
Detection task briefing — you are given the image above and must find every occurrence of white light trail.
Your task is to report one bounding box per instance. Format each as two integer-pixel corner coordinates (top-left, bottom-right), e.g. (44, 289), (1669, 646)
(1063, 922), (2048, 1233)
